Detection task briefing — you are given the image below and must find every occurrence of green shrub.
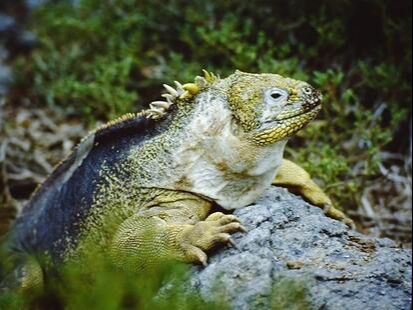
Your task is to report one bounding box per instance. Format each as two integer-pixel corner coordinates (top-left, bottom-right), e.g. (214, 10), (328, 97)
(0, 245), (226, 309)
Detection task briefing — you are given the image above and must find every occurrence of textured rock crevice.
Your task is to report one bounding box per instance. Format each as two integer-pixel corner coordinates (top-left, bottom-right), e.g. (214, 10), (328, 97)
(188, 187), (412, 310)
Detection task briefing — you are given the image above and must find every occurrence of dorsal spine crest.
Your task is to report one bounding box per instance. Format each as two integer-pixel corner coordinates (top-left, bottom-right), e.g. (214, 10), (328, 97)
(145, 70), (218, 120)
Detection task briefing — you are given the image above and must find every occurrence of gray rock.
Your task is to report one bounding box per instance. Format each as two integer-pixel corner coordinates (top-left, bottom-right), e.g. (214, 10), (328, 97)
(189, 187), (412, 310)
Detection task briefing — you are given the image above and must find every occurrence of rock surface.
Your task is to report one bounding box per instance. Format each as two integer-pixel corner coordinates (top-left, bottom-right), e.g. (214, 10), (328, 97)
(189, 187), (412, 310)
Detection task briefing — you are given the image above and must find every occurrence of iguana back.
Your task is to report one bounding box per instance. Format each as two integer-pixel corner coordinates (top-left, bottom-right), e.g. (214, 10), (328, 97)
(7, 114), (158, 259)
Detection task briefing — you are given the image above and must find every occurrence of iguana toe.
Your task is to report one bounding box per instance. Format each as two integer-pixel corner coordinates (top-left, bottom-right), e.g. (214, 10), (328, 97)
(183, 244), (208, 266)
(323, 204), (355, 229)
(180, 212), (244, 264)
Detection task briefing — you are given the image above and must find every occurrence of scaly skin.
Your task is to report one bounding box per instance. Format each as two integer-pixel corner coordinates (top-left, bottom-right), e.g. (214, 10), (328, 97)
(0, 70), (353, 292)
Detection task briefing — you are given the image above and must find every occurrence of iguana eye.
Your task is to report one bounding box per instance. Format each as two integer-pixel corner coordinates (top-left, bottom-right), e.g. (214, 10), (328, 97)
(267, 89), (287, 103)
(270, 92), (283, 100)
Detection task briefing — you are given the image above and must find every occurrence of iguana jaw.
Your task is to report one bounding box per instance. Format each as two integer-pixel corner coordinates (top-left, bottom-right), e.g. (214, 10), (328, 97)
(274, 90), (322, 121)
(252, 97), (322, 146)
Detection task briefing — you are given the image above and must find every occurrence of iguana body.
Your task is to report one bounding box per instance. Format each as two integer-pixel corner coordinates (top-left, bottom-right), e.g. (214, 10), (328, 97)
(0, 70), (352, 291)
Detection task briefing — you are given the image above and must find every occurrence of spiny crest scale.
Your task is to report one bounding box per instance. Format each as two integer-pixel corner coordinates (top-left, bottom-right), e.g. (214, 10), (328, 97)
(145, 69), (219, 120)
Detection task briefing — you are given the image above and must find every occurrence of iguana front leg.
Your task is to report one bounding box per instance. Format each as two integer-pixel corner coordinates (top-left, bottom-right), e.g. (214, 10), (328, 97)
(273, 159), (354, 227)
(110, 190), (244, 271)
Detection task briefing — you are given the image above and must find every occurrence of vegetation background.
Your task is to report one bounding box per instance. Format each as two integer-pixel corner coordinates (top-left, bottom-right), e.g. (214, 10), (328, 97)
(0, 0), (411, 307)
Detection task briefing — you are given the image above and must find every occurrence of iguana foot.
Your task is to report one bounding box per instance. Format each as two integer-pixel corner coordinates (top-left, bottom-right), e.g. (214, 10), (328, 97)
(273, 159), (354, 228)
(179, 212), (246, 266)
(293, 183), (355, 228)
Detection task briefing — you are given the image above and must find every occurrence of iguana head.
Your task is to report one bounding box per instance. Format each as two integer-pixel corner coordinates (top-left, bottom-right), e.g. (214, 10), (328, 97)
(224, 70), (322, 146)
(147, 70), (321, 146)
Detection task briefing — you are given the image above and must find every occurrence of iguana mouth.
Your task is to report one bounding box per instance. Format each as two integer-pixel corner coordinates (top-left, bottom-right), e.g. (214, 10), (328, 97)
(255, 104), (322, 145)
(294, 104), (322, 122)
(262, 98), (322, 125)
(275, 101), (322, 121)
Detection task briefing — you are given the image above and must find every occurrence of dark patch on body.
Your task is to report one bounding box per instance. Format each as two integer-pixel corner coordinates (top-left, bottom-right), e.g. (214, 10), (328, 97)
(5, 115), (162, 262)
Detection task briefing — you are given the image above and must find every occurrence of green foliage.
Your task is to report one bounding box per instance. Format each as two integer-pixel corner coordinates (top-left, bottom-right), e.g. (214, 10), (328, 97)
(0, 249), (309, 310)
(0, 248), (226, 309)
(9, 0), (412, 210)
(0, 291), (24, 310)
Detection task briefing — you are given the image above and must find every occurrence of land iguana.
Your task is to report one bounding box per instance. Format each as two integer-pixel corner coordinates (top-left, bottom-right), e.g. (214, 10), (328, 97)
(0, 70), (353, 292)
